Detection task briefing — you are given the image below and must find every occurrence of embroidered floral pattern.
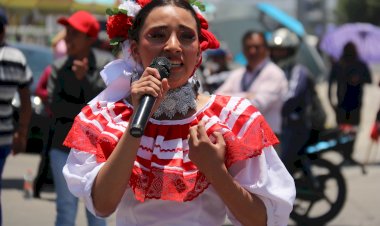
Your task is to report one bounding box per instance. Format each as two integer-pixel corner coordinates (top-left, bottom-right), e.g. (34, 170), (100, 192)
(64, 96), (278, 202)
(153, 82), (197, 119)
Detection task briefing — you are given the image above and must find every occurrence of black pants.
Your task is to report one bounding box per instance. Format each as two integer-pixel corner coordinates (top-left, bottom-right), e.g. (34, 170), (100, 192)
(33, 126), (55, 196)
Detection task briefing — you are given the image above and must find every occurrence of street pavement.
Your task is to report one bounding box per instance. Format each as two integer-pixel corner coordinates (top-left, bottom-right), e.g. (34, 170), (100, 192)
(2, 75), (380, 226)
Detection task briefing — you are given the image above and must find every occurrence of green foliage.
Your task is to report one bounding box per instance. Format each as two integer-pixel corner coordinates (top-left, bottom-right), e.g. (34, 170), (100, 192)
(106, 8), (128, 16)
(110, 37), (125, 46)
(189, 0), (205, 12)
(112, 44), (121, 56)
(336, 0), (380, 25)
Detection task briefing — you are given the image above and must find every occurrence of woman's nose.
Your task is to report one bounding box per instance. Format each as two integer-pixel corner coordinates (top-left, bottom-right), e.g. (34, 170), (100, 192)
(164, 34), (181, 53)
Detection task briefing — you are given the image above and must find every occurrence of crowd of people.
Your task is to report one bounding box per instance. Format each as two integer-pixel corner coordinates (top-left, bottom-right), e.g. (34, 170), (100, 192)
(1, 0), (378, 225)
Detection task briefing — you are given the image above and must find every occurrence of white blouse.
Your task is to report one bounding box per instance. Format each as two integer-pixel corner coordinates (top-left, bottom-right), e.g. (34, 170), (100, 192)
(63, 146), (295, 226)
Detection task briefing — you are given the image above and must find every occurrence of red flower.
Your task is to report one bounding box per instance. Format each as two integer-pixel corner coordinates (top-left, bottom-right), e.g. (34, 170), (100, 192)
(196, 13), (219, 51)
(106, 13), (133, 40)
(136, 0), (151, 7)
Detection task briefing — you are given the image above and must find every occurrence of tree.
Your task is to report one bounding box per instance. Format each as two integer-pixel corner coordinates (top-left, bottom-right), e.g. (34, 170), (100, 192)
(336, 0), (380, 25)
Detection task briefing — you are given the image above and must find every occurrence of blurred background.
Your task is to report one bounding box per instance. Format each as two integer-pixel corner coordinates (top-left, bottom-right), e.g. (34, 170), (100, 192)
(2, 0), (380, 225)
(3, 0), (380, 93)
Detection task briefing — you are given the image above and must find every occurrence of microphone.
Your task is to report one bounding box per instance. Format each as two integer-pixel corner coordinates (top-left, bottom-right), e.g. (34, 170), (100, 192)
(129, 57), (171, 137)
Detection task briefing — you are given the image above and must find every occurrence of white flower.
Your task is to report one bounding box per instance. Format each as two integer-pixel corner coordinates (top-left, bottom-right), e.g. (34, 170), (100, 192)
(118, 0), (142, 17)
(192, 5), (202, 14)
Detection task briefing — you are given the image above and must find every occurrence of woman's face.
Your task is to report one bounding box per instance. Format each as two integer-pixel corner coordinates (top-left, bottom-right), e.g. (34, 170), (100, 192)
(132, 5), (200, 89)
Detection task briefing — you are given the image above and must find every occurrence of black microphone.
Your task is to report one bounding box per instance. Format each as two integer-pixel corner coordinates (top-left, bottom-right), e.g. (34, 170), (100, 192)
(129, 57), (171, 137)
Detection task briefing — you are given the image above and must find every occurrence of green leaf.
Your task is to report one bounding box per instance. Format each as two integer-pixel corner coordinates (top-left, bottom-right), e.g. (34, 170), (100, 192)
(106, 8), (114, 16)
(111, 44), (121, 56)
(106, 8), (124, 16)
(112, 8), (120, 14)
(195, 2), (206, 12)
(109, 37), (125, 46)
(189, 0), (206, 12)
(119, 9), (128, 15)
(109, 41), (119, 46)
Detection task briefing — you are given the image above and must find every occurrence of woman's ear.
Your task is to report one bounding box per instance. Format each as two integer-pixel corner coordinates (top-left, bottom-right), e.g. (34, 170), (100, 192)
(130, 41), (141, 63)
(196, 49), (202, 64)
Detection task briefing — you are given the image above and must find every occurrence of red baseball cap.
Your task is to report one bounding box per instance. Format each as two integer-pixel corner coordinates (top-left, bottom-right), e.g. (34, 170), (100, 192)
(57, 10), (100, 38)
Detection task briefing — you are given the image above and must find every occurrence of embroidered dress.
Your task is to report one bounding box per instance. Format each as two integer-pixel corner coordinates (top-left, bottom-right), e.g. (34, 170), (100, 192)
(63, 95), (295, 226)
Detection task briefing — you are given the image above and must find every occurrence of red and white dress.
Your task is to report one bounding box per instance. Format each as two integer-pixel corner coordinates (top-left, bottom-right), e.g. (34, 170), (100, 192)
(63, 95), (295, 226)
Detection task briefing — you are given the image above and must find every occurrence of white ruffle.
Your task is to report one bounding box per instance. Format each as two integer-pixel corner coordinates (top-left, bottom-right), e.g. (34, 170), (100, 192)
(89, 40), (143, 104)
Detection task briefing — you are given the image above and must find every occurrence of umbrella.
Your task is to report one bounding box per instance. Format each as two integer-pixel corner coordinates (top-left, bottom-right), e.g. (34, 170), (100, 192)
(256, 2), (305, 37)
(233, 3), (326, 77)
(319, 23), (380, 63)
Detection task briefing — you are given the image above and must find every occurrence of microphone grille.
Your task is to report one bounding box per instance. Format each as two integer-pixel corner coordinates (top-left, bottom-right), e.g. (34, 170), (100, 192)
(154, 57), (171, 71)
(152, 57), (171, 79)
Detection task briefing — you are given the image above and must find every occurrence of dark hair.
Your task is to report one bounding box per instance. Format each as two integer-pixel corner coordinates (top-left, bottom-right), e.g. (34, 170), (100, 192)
(129, 0), (201, 42)
(241, 30), (268, 48)
(341, 41), (358, 61)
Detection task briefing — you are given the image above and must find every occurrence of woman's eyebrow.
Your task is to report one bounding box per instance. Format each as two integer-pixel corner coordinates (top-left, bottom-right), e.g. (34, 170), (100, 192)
(147, 24), (195, 31)
(178, 24), (196, 31)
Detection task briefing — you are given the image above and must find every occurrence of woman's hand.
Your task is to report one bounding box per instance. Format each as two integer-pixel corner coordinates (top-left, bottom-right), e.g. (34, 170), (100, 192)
(189, 121), (267, 226)
(130, 67), (170, 115)
(188, 121), (227, 181)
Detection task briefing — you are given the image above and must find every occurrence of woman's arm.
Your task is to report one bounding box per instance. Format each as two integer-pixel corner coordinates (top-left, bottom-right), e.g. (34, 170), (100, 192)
(188, 121), (267, 226)
(209, 167), (267, 226)
(91, 67), (170, 216)
(91, 127), (141, 217)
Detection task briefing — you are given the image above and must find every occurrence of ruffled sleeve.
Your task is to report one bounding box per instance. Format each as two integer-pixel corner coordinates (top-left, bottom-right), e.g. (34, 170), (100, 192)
(63, 100), (133, 162)
(226, 146), (295, 226)
(63, 149), (106, 217)
(203, 96), (294, 225)
(204, 95), (279, 167)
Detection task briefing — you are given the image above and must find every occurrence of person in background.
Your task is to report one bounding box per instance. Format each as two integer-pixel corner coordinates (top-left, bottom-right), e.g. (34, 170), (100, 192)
(215, 30), (288, 137)
(328, 41), (372, 166)
(33, 29), (67, 198)
(370, 109), (380, 142)
(268, 28), (315, 172)
(201, 45), (233, 93)
(47, 10), (114, 226)
(0, 8), (32, 226)
(369, 81), (380, 143)
(61, 1), (295, 225)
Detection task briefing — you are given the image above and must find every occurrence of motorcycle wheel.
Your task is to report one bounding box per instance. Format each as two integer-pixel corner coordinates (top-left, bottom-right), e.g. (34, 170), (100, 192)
(291, 158), (346, 225)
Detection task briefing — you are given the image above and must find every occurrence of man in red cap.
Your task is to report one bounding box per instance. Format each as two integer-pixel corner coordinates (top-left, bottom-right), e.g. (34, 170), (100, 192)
(47, 10), (113, 226)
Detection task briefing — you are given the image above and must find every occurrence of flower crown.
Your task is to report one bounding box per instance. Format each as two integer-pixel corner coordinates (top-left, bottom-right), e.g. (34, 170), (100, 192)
(106, 0), (218, 54)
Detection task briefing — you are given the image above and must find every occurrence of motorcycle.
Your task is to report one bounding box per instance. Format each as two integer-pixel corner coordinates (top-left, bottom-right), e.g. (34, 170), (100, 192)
(290, 126), (362, 225)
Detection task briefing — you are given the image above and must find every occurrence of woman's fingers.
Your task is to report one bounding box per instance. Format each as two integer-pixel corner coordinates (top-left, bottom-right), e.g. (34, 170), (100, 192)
(161, 78), (170, 94)
(213, 132), (226, 148)
(141, 67), (161, 80)
(188, 126), (199, 146)
(131, 67), (166, 103)
(133, 80), (161, 96)
(196, 121), (208, 140)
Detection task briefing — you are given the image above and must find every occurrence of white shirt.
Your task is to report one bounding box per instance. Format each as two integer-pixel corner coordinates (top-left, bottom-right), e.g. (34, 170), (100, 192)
(63, 146), (295, 226)
(216, 62), (288, 134)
